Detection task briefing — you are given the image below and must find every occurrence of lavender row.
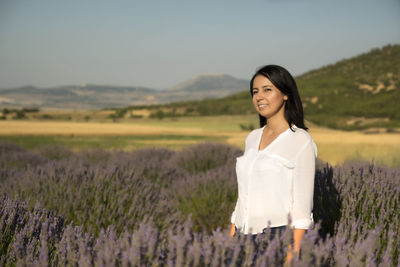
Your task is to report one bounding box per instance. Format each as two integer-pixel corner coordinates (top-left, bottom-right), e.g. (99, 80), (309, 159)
(1, 195), (398, 266)
(0, 142), (399, 265)
(0, 142), (242, 236)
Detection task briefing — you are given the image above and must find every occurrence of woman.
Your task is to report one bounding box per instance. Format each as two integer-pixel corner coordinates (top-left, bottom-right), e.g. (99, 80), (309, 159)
(229, 65), (317, 262)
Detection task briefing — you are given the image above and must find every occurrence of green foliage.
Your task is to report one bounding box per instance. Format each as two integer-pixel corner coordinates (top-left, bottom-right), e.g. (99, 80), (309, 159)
(2, 107), (39, 119)
(40, 114), (54, 119)
(115, 108), (128, 118)
(22, 107), (40, 113)
(296, 44), (400, 129)
(108, 108), (129, 122)
(2, 108), (10, 115)
(113, 44), (400, 130)
(239, 123), (255, 131)
(149, 110), (165, 119)
(12, 110), (26, 120)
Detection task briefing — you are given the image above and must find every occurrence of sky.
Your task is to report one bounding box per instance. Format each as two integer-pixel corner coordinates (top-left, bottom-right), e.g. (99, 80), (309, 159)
(0, 0), (399, 90)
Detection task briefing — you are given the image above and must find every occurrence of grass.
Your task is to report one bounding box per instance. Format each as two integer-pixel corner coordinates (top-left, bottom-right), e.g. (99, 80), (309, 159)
(317, 143), (400, 167)
(1, 115), (399, 167)
(0, 135), (227, 151)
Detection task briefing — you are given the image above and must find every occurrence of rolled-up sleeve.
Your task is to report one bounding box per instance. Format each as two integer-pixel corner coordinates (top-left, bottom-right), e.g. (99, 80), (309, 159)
(291, 140), (317, 229)
(230, 199), (239, 224)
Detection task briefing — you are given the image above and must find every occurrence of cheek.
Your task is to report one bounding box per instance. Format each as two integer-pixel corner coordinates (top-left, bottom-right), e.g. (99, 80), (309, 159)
(270, 94), (285, 104)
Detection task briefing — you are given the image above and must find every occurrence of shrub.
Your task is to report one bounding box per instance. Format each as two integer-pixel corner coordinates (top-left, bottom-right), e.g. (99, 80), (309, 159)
(239, 123), (255, 131)
(149, 110), (165, 120)
(12, 111), (26, 120)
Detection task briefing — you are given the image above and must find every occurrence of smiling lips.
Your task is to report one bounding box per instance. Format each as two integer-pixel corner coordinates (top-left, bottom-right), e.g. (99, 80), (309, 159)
(258, 104), (268, 110)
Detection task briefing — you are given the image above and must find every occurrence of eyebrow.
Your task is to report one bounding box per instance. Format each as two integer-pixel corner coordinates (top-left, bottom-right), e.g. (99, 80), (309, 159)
(252, 85), (273, 90)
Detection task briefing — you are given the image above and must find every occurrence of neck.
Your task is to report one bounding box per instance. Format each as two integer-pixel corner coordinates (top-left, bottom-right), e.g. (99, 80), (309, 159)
(264, 104), (289, 133)
(264, 116), (289, 133)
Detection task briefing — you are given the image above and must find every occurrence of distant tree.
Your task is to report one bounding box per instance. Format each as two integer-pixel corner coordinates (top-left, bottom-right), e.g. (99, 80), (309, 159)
(149, 110), (165, 120)
(108, 114), (118, 122)
(115, 109), (128, 118)
(186, 107), (195, 114)
(23, 107), (40, 113)
(13, 111), (26, 120)
(239, 123), (255, 131)
(41, 114), (53, 119)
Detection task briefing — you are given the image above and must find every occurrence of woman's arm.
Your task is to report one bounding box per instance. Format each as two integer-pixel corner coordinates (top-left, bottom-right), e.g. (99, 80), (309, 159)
(229, 223), (236, 237)
(285, 136), (316, 264)
(291, 138), (316, 229)
(229, 199), (239, 236)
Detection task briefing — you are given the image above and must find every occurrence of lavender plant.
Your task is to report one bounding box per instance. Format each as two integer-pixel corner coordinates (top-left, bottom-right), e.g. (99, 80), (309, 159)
(171, 142), (242, 174)
(172, 164), (238, 234)
(1, 196), (398, 266)
(0, 142), (399, 266)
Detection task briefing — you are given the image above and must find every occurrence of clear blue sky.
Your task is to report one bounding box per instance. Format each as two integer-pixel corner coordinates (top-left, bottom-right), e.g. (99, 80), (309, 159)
(0, 0), (399, 89)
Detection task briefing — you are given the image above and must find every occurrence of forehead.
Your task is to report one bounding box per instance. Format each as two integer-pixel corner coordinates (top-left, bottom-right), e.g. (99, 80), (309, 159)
(253, 75), (274, 87)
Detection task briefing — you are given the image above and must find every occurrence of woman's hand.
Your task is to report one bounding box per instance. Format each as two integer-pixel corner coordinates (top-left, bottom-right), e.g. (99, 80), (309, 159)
(284, 245), (296, 267)
(284, 228), (305, 266)
(229, 223), (236, 237)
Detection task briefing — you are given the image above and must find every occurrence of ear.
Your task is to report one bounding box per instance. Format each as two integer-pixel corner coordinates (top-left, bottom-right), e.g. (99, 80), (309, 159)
(283, 95), (288, 101)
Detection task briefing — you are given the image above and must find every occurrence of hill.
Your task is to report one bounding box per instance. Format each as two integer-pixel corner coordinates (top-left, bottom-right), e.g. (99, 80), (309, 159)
(166, 73), (248, 92)
(125, 44), (400, 130)
(0, 75), (248, 110)
(297, 44), (399, 129)
(0, 84), (157, 109)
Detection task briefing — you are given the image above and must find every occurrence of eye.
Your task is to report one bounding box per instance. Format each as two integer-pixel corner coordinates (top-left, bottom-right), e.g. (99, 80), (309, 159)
(264, 88), (272, 92)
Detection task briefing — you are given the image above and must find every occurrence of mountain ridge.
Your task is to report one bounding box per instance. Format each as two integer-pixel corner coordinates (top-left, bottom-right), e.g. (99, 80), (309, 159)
(166, 73), (247, 91)
(125, 44), (399, 130)
(0, 74), (248, 109)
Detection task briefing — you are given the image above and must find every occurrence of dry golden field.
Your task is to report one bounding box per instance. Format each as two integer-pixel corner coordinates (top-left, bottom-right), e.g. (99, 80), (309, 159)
(0, 115), (399, 167)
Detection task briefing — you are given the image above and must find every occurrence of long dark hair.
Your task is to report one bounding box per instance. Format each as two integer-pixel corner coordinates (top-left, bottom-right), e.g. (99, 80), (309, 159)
(250, 65), (308, 131)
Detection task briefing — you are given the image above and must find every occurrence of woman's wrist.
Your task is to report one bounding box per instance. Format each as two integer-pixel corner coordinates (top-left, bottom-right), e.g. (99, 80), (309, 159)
(229, 223), (236, 237)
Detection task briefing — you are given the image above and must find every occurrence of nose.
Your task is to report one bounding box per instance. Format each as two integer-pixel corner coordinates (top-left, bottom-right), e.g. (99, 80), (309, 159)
(255, 93), (263, 101)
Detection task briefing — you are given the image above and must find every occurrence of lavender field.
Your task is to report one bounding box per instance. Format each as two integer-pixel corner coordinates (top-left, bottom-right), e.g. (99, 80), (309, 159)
(0, 141), (399, 266)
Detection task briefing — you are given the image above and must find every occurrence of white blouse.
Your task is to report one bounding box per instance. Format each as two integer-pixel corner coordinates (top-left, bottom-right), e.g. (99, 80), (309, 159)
(230, 125), (317, 234)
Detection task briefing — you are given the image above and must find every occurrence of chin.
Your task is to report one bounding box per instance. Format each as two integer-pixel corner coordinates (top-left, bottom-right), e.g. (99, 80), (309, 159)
(258, 111), (270, 117)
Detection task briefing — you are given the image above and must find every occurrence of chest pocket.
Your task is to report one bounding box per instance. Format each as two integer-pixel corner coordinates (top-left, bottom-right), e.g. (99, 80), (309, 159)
(252, 154), (296, 173)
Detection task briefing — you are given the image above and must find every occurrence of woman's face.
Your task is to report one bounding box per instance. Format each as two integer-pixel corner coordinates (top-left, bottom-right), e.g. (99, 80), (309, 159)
(252, 75), (288, 119)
